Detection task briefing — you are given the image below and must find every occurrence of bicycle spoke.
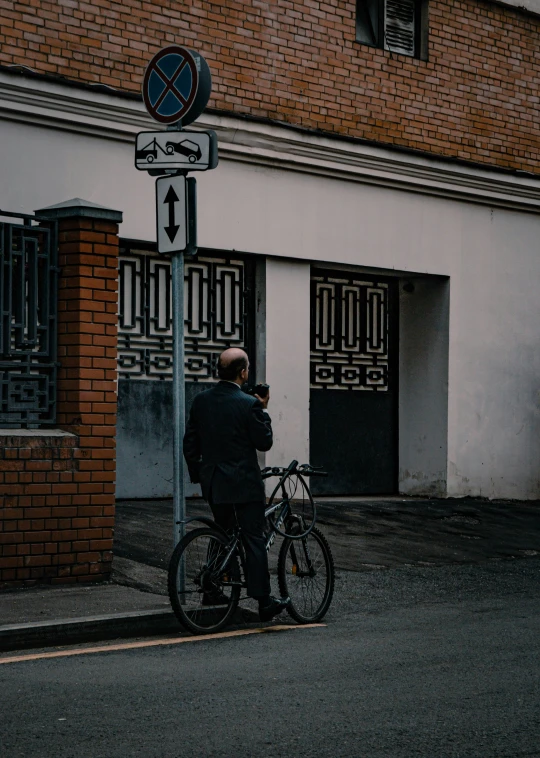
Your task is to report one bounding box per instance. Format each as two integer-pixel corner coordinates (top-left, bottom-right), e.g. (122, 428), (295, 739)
(278, 526), (335, 623)
(168, 528), (241, 634)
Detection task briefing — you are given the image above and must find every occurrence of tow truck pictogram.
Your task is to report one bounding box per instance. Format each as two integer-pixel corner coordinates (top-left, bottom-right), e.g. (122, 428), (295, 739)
(135, 137), (168, 163)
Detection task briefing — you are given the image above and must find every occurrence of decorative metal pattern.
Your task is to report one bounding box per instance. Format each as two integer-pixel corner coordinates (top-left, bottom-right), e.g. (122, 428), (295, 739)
(0, 212), (58, 426)
(118, 249), (251, 381)
(311, 271), (391, 391)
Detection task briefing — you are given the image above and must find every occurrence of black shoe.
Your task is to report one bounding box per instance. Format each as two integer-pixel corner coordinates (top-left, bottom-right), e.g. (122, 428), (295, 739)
(259, 596), (290, 622)
(202, 590), (229, 606)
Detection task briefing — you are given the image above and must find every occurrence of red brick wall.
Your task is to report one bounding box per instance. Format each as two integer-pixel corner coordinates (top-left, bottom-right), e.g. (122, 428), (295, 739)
(0, 212), (120, 590)
(0, 433), (113, 588)
(56, 215), (119, 487)
(0, 0), (539, 172)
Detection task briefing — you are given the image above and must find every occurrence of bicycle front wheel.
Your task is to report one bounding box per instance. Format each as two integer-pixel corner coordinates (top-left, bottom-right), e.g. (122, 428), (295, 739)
(277, 526), (335, 623)
(267, 472), (316, 539)
(168, 527), (241, 635)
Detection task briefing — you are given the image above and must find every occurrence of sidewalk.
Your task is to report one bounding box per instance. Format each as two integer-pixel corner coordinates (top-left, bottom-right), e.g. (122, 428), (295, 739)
(1, 495), (539, 651)
(0, 583), (174, 652)
(113, 495), (540, 574)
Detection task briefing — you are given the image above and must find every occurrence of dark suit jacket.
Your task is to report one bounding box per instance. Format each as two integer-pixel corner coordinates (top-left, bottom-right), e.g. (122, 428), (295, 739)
(183, 381), (273, 504)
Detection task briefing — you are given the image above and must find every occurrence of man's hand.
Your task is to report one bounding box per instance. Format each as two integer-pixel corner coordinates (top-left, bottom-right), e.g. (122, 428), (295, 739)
(255, 389), (270, 410)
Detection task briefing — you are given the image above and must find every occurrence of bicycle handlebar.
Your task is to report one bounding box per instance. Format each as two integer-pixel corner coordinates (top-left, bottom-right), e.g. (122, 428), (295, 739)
(261, 461), (328, 479)
(301, 465), (328, 477)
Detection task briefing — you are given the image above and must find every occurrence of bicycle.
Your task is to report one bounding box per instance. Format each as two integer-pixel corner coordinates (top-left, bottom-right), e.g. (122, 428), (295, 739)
(167, 459), (335, 635)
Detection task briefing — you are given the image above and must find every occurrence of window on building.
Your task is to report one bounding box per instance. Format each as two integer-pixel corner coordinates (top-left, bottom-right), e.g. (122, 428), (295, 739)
(356, 0), (428, 60)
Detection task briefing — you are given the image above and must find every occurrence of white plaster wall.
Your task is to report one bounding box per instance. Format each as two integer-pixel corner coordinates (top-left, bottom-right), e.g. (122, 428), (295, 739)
(399, 278), (450, 496)
(0, 119), (457, 278)
(1, 118), (540, 498)
(0, 120), (152, 230)
(199, 162), (460, 277)
(446, 207), (540, 499)
(264, 259), (310, 474)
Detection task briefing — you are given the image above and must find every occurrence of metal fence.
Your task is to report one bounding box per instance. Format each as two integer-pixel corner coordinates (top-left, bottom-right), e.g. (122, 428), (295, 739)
(0, 211), (59, 427)
(118, 247), (254, 382)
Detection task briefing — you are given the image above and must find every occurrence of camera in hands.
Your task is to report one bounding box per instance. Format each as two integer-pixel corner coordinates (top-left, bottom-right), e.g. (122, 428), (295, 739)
(244, 383), (270, 399)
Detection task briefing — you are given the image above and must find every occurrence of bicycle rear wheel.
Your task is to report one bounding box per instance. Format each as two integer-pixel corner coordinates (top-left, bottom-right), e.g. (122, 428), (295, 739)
(277, 525), (335, 623)
(168, 527), (241, 635)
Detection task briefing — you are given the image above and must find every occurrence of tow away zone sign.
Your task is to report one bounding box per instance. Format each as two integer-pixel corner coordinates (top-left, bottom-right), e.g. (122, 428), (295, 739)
(135, 130), (218, 172)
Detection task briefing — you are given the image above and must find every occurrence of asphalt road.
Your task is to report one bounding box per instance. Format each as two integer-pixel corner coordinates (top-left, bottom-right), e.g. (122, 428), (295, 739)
(2, 558), (540, 758)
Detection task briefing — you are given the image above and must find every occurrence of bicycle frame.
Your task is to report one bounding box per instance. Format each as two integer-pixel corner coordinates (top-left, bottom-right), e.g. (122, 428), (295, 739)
(177, 463), (315, 592)
(264, 497), (292, 549)
(211, 497), (312, 592)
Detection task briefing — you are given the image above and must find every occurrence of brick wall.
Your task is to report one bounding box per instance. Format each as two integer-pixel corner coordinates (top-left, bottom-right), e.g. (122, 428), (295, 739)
(56, 214), (119, 482)
(0, 0), (539, 172)
(0, 204), (121, 590)
(0, 433), (113, 587)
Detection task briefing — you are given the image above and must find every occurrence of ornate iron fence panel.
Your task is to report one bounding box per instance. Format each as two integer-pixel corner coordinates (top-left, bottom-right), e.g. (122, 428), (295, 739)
(118, 248), (253, 381)
(310, 271), (392, 391)
(0, 211), (59, 427)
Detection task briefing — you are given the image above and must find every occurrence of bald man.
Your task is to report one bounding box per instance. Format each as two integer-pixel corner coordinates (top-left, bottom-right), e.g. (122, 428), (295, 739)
(183, 348), (289, 622)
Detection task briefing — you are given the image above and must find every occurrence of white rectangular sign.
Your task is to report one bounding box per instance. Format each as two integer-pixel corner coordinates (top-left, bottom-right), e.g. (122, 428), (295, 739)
(156, 175), (187, 254)
(136, 130), (217, 172)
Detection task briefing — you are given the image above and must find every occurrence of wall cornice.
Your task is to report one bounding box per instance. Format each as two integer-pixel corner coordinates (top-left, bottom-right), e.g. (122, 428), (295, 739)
(489, 0), (540, 16)
(1, 70), (540, 214)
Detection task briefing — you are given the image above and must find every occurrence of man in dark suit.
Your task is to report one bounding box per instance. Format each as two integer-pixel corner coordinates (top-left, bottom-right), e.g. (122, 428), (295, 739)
(183, 347), (289, 622)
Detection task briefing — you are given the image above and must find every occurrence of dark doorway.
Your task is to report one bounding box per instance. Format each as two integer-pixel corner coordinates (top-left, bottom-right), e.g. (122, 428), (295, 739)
(309, 270), (398, 495)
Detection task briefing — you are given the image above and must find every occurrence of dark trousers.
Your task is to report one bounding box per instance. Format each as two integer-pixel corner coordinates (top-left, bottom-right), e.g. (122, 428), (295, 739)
(210, 500), (271, 599)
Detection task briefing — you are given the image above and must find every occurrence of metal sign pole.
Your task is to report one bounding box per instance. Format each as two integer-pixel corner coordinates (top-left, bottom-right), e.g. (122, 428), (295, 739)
(138, 44), (215, 564)
(172, 249), (185, 551)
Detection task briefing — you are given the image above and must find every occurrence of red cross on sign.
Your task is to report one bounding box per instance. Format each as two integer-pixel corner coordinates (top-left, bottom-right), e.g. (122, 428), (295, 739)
(142, 46), (200, 125)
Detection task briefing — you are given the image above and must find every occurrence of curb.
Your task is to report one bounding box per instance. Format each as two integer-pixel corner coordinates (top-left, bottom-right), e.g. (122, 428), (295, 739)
(0, 607), (262, 652)
(0, 609), (180, 652)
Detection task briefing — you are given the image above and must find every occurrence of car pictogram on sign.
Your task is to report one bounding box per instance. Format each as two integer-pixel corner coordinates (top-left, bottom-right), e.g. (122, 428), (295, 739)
(165, 139), (202, 163)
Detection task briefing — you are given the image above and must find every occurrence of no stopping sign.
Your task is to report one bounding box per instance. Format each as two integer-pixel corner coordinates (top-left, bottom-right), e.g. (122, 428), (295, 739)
(142, 45), (212, 126)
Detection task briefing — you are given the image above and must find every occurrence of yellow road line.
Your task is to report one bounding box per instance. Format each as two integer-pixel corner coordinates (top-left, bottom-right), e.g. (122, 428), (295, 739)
(0, 623), (326, 665)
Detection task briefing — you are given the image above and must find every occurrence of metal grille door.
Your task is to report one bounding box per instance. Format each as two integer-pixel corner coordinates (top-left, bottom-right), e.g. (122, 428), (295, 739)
(0, 212), (58, 427)
(310, 270), (398, 494)
(118, 251), (250, 381)
(311, 275), (390, 391)
(116, 247), (255, 499)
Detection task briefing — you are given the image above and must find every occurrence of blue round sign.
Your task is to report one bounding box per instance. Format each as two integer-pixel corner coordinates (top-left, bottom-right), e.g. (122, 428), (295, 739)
(142, 45), (211, 126)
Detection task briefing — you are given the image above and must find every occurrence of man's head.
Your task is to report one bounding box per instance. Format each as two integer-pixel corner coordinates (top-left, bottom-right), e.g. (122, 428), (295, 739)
(217, 348), (250, 384)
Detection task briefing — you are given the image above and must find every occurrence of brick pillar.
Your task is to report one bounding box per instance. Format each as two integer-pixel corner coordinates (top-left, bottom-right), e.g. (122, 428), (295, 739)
(35, 198), (123, 584)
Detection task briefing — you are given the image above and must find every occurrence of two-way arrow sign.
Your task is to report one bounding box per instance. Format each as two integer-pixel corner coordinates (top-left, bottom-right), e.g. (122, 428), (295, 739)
(164, 184), (180, 242)
(155, 175), (196, 254)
